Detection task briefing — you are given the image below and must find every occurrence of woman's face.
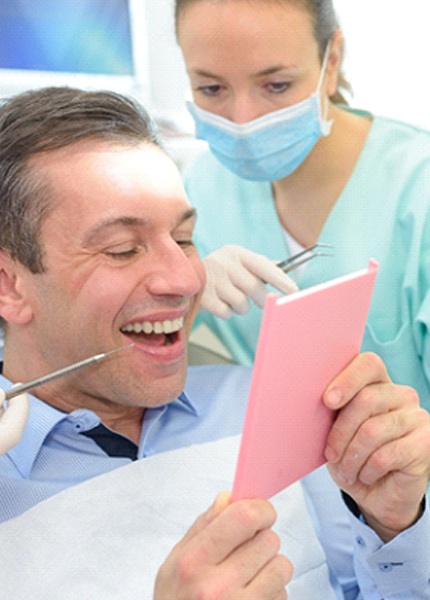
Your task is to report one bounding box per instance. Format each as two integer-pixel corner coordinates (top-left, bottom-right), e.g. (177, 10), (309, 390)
(178, 0), (339, 123)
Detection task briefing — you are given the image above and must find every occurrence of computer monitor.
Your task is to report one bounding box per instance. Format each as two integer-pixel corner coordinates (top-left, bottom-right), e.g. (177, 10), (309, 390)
(0, 0), (149, 100)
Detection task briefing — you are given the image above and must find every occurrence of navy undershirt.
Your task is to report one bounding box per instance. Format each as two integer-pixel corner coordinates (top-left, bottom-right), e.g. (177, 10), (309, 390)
(81, 424), (139, 460)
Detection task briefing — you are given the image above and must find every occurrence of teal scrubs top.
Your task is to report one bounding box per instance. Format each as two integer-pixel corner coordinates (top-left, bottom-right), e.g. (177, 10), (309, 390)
(184, 111), (430, 410)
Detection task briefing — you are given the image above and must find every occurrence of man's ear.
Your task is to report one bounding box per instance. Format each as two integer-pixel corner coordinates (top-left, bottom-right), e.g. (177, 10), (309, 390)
(0, 250), (34, 324)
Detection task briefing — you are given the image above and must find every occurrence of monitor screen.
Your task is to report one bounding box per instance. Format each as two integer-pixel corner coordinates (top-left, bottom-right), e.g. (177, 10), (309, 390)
(0, 0), (148, 98)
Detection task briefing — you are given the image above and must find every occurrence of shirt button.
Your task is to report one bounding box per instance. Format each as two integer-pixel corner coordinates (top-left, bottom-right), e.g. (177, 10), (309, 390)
(378, 563), (393, 572)
(355, 536), (365, 548)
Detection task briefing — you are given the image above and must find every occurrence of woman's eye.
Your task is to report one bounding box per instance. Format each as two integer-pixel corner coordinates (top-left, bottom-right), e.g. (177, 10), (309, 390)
(195, 84), (223, 97)
(266, 81), (291, 94)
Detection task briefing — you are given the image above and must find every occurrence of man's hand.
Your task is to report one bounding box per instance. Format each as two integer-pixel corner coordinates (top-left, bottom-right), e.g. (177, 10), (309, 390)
(323, 352), (430, 541)
(0, 389), (29, 454)
(154, 492), (292, 599)
(201, 245), (298, 318)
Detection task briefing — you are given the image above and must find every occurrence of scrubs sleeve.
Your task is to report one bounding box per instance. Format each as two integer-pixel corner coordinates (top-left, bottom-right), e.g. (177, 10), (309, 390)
(414, 217), (430, 408)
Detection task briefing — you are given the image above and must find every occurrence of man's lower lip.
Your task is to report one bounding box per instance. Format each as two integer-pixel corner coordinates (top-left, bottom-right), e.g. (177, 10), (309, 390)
(128, 338), (186, 362)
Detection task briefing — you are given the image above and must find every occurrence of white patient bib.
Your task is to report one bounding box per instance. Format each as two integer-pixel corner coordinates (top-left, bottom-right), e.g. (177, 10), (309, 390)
(0, 436), (336, 599)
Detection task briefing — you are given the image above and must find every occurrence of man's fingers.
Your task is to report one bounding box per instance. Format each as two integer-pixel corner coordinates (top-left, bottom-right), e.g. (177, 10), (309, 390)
(221, 528), (283, 586)
(188, 498), (277, 566)
(357, 414), (430, 487)
(172, 492), (231, 550)
(154, 496), (287, 599)
(244, 554), (291, 600)
(324, 353), (391, 410)
(325, 381), (419, 464)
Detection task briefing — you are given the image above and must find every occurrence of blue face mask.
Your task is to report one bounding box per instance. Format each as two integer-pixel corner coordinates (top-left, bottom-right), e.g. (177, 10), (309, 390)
(186, 47), (333, 182)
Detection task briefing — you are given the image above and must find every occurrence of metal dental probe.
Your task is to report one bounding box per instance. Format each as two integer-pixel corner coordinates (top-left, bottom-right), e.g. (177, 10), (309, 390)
(276, 243), (334, 273)
(4, 344), (134, 401)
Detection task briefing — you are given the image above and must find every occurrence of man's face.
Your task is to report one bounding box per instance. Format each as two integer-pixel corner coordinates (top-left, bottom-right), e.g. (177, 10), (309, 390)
(20, 140), (205, 410)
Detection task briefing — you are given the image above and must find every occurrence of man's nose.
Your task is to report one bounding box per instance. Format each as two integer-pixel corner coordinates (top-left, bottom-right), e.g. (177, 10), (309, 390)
(144, 243), (203, 298)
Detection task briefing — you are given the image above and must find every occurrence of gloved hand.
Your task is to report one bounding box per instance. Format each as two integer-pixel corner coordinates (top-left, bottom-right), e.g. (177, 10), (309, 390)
(0, 389), (29, 454)
(201, 245), (298, 319)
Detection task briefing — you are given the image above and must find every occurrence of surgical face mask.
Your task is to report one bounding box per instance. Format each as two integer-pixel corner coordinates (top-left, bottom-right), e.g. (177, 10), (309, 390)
(186, 46), (333, 182)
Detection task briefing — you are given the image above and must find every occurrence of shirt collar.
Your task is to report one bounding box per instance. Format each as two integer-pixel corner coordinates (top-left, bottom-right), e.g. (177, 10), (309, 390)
(174, 391), (199, 416)
(1, 373), (198, 477)
(5, 391), (69, 478)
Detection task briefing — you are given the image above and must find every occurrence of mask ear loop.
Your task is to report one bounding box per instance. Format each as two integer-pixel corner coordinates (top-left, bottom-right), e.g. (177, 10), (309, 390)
(316, 42), (333, 132)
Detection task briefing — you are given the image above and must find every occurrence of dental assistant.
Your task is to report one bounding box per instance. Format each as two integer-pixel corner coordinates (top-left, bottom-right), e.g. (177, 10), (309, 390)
(176, 0), (430, 411)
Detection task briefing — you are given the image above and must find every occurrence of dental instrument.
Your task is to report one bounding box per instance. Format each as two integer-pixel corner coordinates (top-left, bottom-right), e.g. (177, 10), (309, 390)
(276, 243), (334, 274)
(4, 344), (134, 401)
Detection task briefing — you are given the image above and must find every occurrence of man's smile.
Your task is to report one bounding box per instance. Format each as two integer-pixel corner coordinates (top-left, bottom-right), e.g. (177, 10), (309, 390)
(120, 316), (185, 347)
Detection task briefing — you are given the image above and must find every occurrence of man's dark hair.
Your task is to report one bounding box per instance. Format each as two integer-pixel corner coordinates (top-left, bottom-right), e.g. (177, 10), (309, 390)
(0, 86), (159, 273)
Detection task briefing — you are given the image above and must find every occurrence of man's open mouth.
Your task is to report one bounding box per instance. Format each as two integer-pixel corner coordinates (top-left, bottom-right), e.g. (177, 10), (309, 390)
(120, 317), (184, 347)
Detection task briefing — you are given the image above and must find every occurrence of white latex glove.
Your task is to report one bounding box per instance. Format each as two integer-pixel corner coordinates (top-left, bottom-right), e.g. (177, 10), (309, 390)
(0, 389), (29, 454)
(201, 244), (299, 319)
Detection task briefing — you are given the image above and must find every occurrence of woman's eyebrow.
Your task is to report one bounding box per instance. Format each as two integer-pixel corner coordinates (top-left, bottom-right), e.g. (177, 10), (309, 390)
(190, 68), (228, 83)
(191, 64), (298, 80)
(252, 64), (299, 78)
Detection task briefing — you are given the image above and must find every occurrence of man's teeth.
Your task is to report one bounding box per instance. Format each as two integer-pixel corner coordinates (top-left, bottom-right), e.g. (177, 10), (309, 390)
(121, 316), (184, 335)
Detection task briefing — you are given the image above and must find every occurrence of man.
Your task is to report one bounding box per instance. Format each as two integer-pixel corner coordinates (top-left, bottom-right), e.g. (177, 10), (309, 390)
(0, 87), (429, 599)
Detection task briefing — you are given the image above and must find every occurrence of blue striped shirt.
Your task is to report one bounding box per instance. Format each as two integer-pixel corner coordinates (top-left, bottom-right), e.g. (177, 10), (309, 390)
(0, 364), (429, 598)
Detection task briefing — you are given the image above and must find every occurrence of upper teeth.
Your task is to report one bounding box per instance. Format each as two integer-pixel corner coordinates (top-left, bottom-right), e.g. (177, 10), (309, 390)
(121, 316), (184, 335)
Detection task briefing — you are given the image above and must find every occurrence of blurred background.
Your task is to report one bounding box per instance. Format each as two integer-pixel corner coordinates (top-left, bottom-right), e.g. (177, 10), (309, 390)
(1, 0), (429, 361)
(1, 0), (430, 172)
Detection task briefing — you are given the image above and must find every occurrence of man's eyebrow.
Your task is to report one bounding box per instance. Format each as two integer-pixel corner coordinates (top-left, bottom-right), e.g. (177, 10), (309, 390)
(83, 217), (148, 245)
(83, 209), (197, 244)
(179, 207), (197, 225)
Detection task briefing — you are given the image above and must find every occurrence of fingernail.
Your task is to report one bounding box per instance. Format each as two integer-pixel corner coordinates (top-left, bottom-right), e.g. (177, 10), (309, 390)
(325, 389), (342, 408)
(213, 491), (231, 515)
(206, 491), (231, 522)
(325, 445), (337, 462)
